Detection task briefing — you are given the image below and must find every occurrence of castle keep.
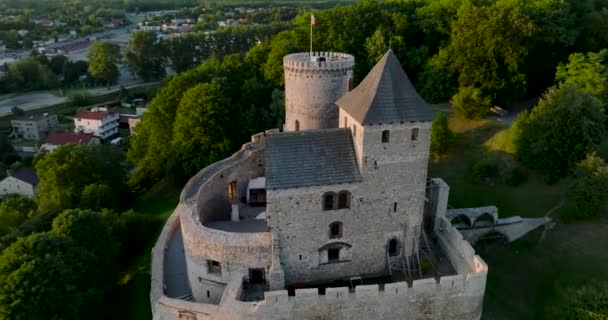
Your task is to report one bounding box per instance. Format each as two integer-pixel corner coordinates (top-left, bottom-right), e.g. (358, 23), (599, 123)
(150, 50), (488, 320)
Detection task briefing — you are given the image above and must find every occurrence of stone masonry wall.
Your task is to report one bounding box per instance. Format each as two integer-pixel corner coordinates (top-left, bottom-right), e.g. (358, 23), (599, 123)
(153, 171), (488, 320)
(178, 133), (275, 303)
(283, 52), (354, 131)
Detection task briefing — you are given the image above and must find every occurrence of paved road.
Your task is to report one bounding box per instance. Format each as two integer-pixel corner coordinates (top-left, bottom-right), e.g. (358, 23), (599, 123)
(0, 80), (152, 116)
(0, 92), (68, 115)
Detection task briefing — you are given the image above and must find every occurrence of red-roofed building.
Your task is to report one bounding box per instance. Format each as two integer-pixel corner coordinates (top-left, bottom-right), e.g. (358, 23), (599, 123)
(74, 107), (119, 139)
(40, 132), (100, 152)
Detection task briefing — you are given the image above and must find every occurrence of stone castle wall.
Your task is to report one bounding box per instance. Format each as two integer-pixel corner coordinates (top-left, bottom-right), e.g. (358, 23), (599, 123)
(177, 131), (278, 303)
(151, 178), (487, 320)
(283, 52), (354, 131)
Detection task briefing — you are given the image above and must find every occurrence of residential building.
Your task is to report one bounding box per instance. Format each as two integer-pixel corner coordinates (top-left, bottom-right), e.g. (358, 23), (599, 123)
(11, 113), (59, 140)
(40, 132), (100, 152)
(74, 107), (119, 139)
(0, 168), (39, 198)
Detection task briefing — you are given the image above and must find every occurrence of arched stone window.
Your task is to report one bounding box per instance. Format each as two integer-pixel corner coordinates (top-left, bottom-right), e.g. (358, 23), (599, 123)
(388, 238), (399, 257)
(323, 192), (335, 211)
(318, 242), (352, 264)
(295, 120), (300, 131)
(329, 221), (343, 239)
(337, 191), (350, 209)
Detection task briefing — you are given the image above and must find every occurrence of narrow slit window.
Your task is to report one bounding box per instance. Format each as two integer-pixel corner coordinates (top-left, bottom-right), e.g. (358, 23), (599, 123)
(228, 181), (237, 199)
(382, 130), (390, 143)
(323, 193), (335, 211)
(393, 202), (397, 212)
(295, 120), (300, 131)
(411, 128), (419, 141)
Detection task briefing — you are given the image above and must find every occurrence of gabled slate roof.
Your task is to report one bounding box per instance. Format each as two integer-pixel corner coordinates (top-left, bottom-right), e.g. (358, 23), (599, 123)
(336, 49), (434, 125)
(265, 128), (362, 190)
(10, 168), (39, 186)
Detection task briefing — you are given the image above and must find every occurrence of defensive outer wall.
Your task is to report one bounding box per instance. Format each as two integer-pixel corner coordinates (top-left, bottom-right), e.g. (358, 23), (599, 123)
(150, 132), (488, 320)
(283, 52), (355, 131)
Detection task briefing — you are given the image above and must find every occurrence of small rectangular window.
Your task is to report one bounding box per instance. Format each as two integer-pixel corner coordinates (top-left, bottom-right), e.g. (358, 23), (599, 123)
(353, 125), (357, 137)
(344, 117), (348, 128)
(207, 260), (222, 274)
(411, 128), (419, 141)
(328, 248), (340, 262)
(393, 202), (397, 212)
(382, 130), (390, 143)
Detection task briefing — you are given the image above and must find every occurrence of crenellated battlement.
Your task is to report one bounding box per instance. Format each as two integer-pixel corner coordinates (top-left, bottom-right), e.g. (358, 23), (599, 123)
(262, 272), (486, 307)
(283, 52), (355, 74)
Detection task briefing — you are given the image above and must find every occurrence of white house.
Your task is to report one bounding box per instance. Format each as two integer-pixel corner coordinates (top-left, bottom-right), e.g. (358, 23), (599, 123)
(74, 107), (119, 139)
(0, 168), (39, 198)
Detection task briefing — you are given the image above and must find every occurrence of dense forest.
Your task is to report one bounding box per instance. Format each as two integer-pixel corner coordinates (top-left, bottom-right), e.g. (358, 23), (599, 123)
(1, 0), (608, 319)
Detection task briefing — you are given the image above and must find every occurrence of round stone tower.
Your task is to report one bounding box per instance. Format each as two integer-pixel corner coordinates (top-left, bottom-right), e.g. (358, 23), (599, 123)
(283, 52), (355, 131)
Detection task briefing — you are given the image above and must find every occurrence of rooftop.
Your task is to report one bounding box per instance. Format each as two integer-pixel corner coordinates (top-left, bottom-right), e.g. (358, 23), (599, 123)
(265, 128), (362, 190)
(46, 132), (94, 145)
(9, 167), (39, 185)
(337, 49), (434, 125)
(75, 110), (115, 121)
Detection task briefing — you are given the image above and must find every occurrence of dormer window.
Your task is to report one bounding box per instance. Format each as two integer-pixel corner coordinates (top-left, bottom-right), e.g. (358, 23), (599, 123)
(382, 130), (390, 143)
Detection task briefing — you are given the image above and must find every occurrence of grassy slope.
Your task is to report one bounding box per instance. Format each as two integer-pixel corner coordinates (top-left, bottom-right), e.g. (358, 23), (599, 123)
(429, 116), (608, 319)
(109, 181), (180, 320)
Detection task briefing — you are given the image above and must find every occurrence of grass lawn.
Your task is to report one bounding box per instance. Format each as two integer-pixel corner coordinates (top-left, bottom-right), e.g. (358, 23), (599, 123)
(429, 115), (608, 319)
(108, 181), (180, 320)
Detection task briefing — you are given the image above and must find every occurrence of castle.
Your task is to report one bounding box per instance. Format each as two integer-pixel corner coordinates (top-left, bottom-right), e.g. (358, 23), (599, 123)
(150, 50), (488, 320)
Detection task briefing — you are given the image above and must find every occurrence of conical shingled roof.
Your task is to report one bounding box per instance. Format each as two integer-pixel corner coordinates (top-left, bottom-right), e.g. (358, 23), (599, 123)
(336, 49), (434, 125)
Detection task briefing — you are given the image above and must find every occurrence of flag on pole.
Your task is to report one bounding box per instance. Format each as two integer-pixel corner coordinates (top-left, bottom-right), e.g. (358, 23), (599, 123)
(311, 14), (316, 25)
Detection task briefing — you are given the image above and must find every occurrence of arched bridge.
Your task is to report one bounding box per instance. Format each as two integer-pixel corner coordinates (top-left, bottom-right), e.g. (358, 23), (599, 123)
(446, 206), (551, 245)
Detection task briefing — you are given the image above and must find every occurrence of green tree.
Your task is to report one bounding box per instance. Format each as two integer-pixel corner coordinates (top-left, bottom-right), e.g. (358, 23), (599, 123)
(553, 282), (608, 319)
(0, 195), (36, 234)
(452, 86), (492, 119)
(87, 41), (121, 84)
(49, 54), (68, 75)
(0, 134), (14, 163)
(565, 153), (608, 220)
(80, 184), (118, 211)
(51, 209), (118, 263)
(430, 112), (453, 158)
(35, 144), (127, 212)
(0, 233), (104, 320)
(6, 57), (55, 91)
(555, 49), (608, 104)
(170, 81), (231, 184)
(365, 28), (388, 67)
(125, 31), (166, 81)
(515, 85), (606, 182)
(442, 1), (536, 105)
